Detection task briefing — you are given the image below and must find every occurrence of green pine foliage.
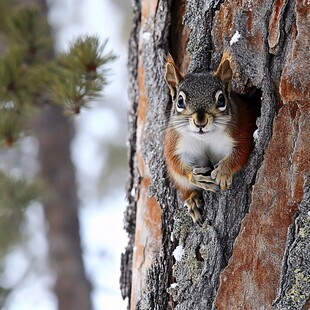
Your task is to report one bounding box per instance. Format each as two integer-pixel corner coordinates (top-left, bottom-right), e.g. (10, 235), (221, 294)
(0, 1), (115, 275)
(0, 48), (35, 107)
(0, 171), (38, 300)
(4, 5), (52, 64)
(0, 3), (115, 145)
(0, 171), (38, 257)
(50, 37), (116, 114)
(0, 109), (23, 147)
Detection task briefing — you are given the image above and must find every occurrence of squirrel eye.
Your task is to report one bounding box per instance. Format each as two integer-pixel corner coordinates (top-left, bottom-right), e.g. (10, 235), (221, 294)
(215, 90), (226, 111)
(176, 92), (186, 112)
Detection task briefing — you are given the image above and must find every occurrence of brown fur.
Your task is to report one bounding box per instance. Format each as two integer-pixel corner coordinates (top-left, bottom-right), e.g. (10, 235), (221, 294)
(164, 52), (257, 223)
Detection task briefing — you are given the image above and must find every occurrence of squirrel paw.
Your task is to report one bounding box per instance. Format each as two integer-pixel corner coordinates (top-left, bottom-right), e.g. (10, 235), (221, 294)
(184, 191), (203, 225)
(211, 162), (233, 191)
(191, 167), (218, 192)
(192, 166), (212, 175)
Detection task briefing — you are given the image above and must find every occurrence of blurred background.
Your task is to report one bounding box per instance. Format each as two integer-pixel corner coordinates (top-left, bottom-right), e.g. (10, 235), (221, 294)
(0, 0), (132, 309)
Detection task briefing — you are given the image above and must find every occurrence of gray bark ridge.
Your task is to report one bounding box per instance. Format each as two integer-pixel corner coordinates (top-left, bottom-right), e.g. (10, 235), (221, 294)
(120, 0), (141, 303)
(125, 0), (268, 308)
(137, 0), (177, 308)
(273, 177), (310, 309)
(123, 0), (310, 309)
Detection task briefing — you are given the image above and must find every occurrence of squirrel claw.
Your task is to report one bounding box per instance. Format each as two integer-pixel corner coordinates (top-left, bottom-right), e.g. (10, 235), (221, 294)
(190, 175), (218, 192)
(192, 167), (212, 176)
(211, 163), (233, 191)
(190, 167), (218, 192)
(184, 191), (203, 225)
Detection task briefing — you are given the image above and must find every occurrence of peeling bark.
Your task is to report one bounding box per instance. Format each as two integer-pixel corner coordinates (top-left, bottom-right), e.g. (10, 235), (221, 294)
(121, 0), (310, 309)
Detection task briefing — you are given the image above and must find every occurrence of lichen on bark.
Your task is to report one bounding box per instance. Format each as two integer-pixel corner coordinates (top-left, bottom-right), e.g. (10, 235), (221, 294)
(122, 0), (310, 309)
(273, 178), (310, 309)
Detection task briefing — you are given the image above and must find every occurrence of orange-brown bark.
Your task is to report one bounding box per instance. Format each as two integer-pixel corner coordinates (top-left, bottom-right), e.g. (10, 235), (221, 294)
(129, 2), (163, 307)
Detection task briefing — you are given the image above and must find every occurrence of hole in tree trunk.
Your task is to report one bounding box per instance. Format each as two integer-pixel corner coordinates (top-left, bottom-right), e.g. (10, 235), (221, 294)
(239, 86), (262, 119)
(195, 246), (204, 262)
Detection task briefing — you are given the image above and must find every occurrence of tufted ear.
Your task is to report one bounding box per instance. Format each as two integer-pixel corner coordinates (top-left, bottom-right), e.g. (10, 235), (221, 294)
(214, 51), (233, 84)
(165, 54), (184, 98)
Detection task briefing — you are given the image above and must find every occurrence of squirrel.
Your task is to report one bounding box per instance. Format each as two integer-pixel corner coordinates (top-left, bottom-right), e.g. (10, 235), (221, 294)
(164, 53), (257, 224)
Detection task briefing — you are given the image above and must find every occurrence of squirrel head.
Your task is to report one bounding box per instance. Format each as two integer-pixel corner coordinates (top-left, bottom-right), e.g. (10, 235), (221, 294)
(165, 54), (234, 139)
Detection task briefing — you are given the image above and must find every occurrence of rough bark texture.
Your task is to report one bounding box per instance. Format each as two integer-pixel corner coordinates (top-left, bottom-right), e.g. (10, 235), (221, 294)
(122, 0), (310, 309)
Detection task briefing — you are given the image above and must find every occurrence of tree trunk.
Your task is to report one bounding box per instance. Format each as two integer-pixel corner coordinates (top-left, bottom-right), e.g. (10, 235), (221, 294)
(32, 105), (92, 310)
(27, 0), (92, 309)
(121, 0), (310, 309)
(0, 1), (92, 309)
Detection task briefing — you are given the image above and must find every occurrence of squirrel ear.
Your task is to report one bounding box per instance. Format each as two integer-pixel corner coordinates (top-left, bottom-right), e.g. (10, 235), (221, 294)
(165, 54), (184, 98)
(214, 51), (233, 84)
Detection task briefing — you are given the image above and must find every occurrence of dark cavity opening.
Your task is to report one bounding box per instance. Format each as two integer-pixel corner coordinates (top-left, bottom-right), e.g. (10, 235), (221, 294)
(239, 86), (262, 119)
(195, 246), (204, 262)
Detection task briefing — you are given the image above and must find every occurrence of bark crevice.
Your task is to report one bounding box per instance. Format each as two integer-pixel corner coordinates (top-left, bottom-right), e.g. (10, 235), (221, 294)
(123, 0), (310, 309)
(120, 0), (141, 303)
(273, 178), (310, 309)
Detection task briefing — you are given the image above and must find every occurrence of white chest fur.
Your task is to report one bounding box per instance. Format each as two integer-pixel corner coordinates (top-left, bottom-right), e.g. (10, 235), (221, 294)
(175, 129), (234, 168)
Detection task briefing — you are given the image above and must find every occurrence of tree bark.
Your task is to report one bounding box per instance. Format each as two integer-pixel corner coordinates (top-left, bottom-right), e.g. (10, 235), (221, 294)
(121, 0), (309, 309)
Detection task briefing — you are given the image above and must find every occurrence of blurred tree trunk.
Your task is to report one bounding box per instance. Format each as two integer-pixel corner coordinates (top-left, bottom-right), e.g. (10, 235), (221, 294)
(32, 105), (92, 310)
(121, 0), (309, 309)
(22, 0), (92, 309)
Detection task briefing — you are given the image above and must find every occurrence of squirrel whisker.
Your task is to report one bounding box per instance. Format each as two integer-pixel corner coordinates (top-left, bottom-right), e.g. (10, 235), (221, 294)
(163, 53), (257, 224)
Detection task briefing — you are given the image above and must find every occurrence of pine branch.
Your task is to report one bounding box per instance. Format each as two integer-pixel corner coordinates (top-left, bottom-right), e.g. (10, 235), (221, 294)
(0, 108), (23, 147)
(0, 170), (38, 257)
(0, 48), (32, 106)
(4, 4), (52, 65)
(0, 0), (10, 31)
(52, 36), (116, 114)
(0, 4), (116, 144)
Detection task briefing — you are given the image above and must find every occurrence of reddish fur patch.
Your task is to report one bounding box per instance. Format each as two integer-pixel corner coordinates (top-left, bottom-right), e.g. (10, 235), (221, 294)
(164, 128), (185, 179)
(228, 93), (257, 173)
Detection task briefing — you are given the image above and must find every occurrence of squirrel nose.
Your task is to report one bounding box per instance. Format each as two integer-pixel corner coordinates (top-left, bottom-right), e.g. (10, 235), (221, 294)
(194, 119), (208, 128)
(194, 111), (208, 128)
